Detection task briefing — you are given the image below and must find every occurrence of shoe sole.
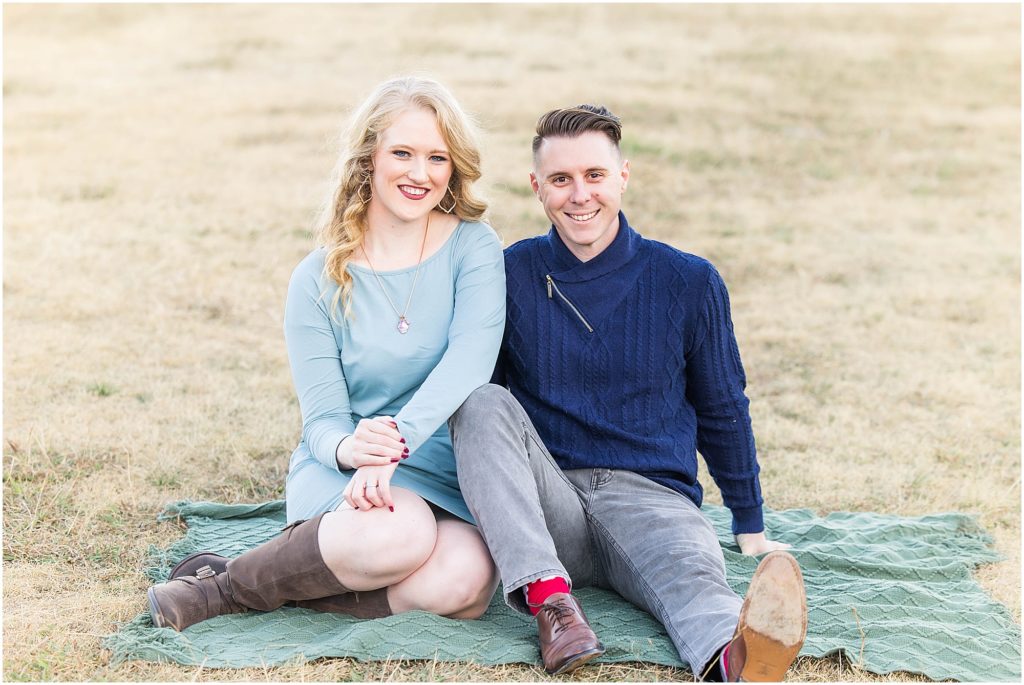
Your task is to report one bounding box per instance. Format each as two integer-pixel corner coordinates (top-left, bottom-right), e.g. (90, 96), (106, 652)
(147, 586), (170, 629)
(737, 551), (807, 682)
(547, 645), (606, 675)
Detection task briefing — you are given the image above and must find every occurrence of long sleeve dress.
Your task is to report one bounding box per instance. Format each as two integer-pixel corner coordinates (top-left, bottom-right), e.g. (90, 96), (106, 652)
(282, 220), (505, 524)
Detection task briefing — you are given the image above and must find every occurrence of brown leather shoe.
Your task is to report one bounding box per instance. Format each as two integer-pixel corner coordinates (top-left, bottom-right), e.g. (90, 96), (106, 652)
(535, 593), (605, 675)
(148, 513), (351, 631)
(726, 550), (807, 682)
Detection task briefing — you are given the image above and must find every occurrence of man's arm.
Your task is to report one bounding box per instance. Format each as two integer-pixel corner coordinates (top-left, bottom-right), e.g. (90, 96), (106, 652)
(684, 264), (789, 555)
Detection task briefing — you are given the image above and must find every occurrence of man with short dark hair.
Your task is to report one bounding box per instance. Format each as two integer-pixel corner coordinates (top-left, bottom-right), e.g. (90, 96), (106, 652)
(449, 105), (808, 681)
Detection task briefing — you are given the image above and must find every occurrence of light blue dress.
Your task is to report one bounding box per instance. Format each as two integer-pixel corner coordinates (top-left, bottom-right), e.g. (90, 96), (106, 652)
(283, 220), (505, 524)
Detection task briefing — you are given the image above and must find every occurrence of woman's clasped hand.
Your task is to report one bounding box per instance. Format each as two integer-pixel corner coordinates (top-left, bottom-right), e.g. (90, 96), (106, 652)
(339, 416), (408, 511)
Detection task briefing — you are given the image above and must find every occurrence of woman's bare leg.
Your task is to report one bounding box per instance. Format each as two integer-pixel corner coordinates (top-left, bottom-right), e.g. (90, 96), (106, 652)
(386, 516), (499, 618)
(317, 487), (438, 591)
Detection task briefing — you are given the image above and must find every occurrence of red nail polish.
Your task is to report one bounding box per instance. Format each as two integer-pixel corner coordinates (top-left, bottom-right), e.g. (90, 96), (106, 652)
(391, 458), (399, 463)
(400, 438), (406, 443)
(389, 506), (395, 512)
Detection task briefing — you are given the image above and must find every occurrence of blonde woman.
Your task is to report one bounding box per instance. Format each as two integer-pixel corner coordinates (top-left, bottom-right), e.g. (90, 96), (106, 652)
(147, 77), (505, 630)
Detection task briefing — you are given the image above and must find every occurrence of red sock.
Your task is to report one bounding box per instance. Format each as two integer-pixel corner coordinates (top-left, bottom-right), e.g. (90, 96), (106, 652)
(719, 643), (731, 681)
(525, 576), (571, 616)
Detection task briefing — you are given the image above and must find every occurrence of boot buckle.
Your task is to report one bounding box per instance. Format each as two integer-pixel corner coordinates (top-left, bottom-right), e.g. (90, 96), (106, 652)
(195, 565), (216, 579)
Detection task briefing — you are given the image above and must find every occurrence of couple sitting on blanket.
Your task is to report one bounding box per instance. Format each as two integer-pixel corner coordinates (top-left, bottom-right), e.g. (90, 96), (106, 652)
(147, 76), (808, 682)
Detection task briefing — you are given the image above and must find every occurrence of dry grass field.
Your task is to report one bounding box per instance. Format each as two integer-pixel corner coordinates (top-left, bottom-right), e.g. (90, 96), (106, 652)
(3, 4), (1020, 681)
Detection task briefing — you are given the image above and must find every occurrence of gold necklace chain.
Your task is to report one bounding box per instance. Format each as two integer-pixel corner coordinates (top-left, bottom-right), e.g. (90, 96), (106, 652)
(361, 214), (430, 335)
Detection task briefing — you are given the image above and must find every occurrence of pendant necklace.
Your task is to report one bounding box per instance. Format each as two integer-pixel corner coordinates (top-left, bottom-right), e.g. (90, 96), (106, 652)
(362, 214), (429, 335)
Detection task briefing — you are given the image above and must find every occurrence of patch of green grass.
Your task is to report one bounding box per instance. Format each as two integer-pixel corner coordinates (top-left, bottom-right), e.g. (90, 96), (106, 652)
(822, 272), (849, 286)
(80, 184), (115, 200)
(4, 455), (153, 566)
(621, 140), (692, 169)
(19, 644), (67, 681)
(936, 158), (960, 182)
(87, 382), (117, 397)
(621, 138), (664, 158)
(654, 209), (685, 224)
(238, 474), (286, 501)
(97, 507), (128, 529)
(147, 471), (181, 488)
(807, 161), (838, 181)
(60, 184), (115, 202)
(5, 448), (116, 484)
(769, 223), (797, 244)
(681, 148), (740, 172)
(775, 407), (805, 422)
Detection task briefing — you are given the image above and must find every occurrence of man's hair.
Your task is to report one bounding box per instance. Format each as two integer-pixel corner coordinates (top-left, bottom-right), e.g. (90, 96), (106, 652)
(532, 104), (622, 160)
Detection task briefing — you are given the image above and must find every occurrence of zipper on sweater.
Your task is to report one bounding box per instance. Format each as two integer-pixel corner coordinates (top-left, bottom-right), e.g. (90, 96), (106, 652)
(545, 275), (594, 333)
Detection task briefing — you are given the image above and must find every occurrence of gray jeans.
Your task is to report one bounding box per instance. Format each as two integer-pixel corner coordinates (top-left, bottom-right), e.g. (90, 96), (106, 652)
(449, 384), (742, 673)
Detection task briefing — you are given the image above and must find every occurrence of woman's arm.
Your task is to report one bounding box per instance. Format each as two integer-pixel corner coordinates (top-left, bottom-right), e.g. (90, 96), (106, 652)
(394, 224), (506, 453)
(284, 253), (403, 471)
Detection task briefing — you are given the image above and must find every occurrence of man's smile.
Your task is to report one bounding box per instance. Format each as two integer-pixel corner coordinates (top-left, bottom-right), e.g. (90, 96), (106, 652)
(566, 209), (599, 223)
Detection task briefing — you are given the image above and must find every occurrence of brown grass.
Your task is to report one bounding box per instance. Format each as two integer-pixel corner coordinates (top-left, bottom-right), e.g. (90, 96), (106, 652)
(3, 4), (1019, 681)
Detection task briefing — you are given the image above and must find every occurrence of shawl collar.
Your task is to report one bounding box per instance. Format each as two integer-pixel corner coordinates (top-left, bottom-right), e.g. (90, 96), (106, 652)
(541, 211), (642, 282)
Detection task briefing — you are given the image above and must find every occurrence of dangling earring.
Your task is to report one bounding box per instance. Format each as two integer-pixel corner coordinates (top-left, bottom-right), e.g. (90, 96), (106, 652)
(438, 186), (457, 214)
(356, 171), (372, 206)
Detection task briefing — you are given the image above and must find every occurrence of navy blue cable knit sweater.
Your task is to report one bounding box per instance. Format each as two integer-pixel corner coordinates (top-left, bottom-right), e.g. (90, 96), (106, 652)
(494, 212), (764, 534)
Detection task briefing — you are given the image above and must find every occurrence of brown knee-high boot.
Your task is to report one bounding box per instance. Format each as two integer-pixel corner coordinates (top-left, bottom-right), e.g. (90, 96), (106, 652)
(167, 552), (392, 620)
(148, 513), (353, 631)
(292, 590), (392, 619)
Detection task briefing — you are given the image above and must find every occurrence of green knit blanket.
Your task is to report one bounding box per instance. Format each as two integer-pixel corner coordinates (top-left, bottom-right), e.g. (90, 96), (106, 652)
(104, 501), (1020, 681)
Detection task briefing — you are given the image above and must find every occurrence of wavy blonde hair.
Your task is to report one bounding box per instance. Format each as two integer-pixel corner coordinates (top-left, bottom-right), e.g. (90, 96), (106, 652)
(314, 76), (488, 320)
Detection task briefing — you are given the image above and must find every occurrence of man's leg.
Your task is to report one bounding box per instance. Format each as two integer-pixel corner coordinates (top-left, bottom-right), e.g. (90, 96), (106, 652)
(449, 384), (593, 611)
(567, 469), (741, 676)
(449, 384), (605, 674)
